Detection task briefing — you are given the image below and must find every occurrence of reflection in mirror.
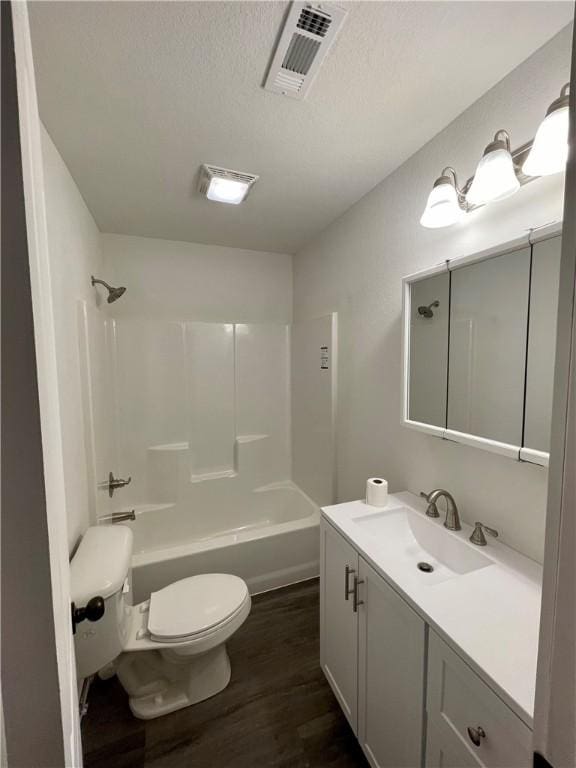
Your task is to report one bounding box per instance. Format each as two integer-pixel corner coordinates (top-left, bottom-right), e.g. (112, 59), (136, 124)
(524, 236), (562, 453)
(447, 248), (531, 445)
(409, 273), (449, 426)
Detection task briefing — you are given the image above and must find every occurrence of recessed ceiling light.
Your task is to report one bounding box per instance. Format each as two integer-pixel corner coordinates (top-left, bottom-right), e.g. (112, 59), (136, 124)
(198, 165), (259, 205)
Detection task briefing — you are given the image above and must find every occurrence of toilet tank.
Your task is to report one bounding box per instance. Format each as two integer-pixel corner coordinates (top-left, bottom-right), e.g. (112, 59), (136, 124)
(70, 525), (133, 679)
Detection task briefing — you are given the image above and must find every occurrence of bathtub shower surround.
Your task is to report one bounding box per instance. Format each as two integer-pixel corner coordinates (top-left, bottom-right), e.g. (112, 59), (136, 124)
(109, 319), (291, 519)
(79, 307), (337, 601)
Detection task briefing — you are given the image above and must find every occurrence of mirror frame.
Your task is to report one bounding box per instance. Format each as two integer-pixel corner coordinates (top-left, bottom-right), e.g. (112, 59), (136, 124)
(401, 221), (563, 466)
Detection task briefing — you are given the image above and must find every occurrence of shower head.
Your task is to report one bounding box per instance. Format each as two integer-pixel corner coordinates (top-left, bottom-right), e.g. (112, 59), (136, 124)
(418, 300), (439, 318)
(107, 285), (126, 303)
(91, 276), (126, 304)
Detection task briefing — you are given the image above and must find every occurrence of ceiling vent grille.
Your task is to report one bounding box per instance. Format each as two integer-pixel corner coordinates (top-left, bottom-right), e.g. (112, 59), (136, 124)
(282, 34), (321, 75)
(297, 7), (332, 37)
(200, 166), (258, 188)
(273, 71), (305, 94)
(264, 2), (348, 101)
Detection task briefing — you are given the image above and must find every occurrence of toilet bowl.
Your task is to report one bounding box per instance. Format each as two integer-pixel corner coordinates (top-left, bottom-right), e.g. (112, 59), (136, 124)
(71, 526), (251, 719)
(115, 573), (251, 718)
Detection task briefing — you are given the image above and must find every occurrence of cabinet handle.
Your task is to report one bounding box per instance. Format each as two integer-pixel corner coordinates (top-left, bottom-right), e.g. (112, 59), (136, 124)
(344, 565), (355, 600)
(467, 726), (486, 747)
(353, 576), (365, 613)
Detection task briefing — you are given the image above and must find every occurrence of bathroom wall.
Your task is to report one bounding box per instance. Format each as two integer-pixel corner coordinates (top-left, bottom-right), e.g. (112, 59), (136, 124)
(101, 234), (292, 324)
(292, 25), (573, 563)
(292, 313), (337, 506)
(40, 126), (107, 552)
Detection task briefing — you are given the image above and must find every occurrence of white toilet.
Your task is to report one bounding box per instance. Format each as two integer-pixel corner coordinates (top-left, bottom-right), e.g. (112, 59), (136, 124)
(70, 525), (251, 719)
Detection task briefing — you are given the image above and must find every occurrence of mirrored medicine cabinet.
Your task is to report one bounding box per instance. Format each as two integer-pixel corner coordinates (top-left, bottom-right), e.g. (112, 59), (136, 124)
(402, 223), (563, 466)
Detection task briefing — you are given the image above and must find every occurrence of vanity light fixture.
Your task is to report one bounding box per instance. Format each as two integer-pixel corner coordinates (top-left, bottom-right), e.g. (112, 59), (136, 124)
(198, 164), (259, 205)
(466, 130), (520, 206)
(420, 168), (466, 229)
(523, 83), (570, 177)
(420, 82), (570, 228)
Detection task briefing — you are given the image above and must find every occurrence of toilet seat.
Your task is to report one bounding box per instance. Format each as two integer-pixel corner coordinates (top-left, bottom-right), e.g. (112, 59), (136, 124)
(148, 574), (249, 643)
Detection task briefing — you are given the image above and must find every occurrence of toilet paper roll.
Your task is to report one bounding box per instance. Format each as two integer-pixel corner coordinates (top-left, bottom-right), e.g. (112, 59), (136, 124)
(366, 478), (388, 507)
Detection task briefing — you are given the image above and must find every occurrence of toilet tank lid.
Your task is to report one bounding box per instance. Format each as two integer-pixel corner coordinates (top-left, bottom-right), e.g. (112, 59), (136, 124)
(70, 525), (133, 604)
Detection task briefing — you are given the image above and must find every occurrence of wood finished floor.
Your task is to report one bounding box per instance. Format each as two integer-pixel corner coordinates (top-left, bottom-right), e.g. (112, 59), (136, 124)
(82, 579), (368, 768)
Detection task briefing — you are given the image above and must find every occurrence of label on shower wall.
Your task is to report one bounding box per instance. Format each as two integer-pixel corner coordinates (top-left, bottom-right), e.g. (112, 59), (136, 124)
(321, 346), (329, 369)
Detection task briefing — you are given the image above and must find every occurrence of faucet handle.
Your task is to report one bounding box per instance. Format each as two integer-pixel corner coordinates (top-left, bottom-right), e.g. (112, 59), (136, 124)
(420, 491), (440, 518)
(470, 522), (499, 546)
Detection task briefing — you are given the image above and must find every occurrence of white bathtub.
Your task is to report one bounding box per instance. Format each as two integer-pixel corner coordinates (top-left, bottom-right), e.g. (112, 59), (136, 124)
(126, 482), (320, 602)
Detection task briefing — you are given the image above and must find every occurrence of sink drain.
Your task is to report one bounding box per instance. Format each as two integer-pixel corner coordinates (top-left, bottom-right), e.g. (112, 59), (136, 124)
(417, 561), (434, 573)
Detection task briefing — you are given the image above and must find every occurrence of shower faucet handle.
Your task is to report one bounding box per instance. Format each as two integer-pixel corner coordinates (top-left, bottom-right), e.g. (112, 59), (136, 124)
(100, 471), (132, 498)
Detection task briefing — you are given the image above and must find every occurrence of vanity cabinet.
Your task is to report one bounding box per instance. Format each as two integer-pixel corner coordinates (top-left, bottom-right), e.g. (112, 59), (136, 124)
(320, 519), (426, 767)
(320, 516), (533, 768)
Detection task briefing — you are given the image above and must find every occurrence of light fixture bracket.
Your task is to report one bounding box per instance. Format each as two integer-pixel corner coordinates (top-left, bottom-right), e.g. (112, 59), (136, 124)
(546, 83), (570, 116)
(434, 167), (470, 212)
(482, 129), (511, 157)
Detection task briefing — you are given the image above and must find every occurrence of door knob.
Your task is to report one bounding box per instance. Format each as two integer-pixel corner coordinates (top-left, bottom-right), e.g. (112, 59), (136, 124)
(71, 596), (105, 634)
(467, 725), (486, 747)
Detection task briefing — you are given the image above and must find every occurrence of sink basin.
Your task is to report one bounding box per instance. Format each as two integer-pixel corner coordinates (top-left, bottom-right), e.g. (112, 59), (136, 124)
(354, 506), (492, 585)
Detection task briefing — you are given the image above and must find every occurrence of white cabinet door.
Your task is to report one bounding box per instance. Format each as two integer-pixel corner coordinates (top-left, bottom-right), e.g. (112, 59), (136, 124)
(320, 519), (359, 732)
(357, 557), (426, 768)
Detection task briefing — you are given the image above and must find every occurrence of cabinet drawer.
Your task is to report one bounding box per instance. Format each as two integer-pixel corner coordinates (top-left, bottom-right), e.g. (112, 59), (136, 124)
(427, 632), (531, 768)
(426, 715), (482, 768)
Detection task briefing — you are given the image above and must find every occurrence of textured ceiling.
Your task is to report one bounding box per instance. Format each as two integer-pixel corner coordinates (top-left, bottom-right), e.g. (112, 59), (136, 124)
(30, 1), (573, 254)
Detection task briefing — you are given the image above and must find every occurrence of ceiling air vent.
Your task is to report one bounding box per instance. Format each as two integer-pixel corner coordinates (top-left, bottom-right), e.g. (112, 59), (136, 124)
(264, 2), (348, 100)
(297, 7), (332, 37)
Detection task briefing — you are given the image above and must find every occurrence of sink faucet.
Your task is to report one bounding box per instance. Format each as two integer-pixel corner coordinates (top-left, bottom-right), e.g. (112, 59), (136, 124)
(469, 521), (498, 546)
(420, 489), (461, 531)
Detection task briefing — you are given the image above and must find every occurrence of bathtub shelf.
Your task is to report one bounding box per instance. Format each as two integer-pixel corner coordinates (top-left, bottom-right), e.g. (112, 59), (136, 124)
(148, 442), (189, 452)
(146, 436), (272, 487)
(189, 469), (238, 484)
(235, 434), (269, 444)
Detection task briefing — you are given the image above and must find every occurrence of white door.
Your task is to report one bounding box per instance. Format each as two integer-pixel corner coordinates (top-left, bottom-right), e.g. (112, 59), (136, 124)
(357, 557), (426, 768)
(10, 2), (82, 764)
(320, 519), (359, 732)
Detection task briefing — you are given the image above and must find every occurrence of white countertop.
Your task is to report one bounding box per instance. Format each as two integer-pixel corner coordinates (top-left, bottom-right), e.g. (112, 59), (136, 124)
(322, 491), (542, 727)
